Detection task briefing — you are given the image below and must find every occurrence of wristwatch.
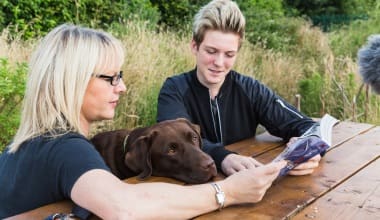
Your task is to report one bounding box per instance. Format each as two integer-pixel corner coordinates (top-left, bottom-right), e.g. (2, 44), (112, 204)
(211, 182), (225, 210)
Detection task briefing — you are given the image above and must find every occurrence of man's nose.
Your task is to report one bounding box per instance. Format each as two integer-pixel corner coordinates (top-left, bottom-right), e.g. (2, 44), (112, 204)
(213, 54), (224, 66)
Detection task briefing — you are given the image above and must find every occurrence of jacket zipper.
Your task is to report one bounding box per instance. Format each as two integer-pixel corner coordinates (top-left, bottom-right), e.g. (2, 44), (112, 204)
(209, 97), (223, 144)
(275, 99), (304, 119)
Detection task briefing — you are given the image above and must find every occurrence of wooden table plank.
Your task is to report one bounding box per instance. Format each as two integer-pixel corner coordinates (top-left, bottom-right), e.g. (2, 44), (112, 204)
(195, 126), (380, 220)
(126, 176), (185, 185)
(329, 121), (375, 151)
(292, 158), (380, 220)
(226, 121), (374, 159)
(225, 133), (284, 157)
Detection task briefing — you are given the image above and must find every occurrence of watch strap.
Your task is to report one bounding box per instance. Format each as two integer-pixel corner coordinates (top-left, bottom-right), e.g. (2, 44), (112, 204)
(210, 182), (225, 210)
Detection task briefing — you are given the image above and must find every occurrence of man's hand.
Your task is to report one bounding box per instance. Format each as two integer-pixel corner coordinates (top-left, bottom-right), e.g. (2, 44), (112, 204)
(221, 154), (263, 176)
(285, 137), (322, 176)
(288, 154), (321, 175)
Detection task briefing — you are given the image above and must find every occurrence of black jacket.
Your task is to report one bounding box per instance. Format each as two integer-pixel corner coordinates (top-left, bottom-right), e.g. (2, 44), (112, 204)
(157, 69), (316, 169)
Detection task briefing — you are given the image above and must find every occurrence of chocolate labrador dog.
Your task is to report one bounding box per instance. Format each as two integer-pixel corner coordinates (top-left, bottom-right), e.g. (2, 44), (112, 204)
(91, 118), (217, 184)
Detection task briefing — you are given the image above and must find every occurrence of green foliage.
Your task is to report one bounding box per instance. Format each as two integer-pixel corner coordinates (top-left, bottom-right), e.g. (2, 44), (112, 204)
(150, 0), (206, 30)
(284, 0), (377, 16)
(0, 58), (27, 152)
(329, 4), (380, 59)
(0, 0), (160, 40)
(235, 0), (302, 51)
(135, 84), (161, 126)
(284, 0), (377, 31)
(298, 73), (324, 117)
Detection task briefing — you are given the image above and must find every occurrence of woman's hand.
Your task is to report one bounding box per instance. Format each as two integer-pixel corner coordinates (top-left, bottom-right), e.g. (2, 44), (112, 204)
(221, 160), (286, 205)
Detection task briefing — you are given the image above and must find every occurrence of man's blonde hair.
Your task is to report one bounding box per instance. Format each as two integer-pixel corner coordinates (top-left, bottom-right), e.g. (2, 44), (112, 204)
(8, 24), (124, 153)
(192, 0), (245, 47)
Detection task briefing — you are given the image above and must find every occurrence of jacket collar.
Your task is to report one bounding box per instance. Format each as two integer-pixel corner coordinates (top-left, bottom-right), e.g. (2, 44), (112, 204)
(189, 68), (233, 98)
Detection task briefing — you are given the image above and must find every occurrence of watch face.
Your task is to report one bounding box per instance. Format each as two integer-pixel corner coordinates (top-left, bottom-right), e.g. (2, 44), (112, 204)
(216, 193), (225, 203)
(211, 182), (225, 209)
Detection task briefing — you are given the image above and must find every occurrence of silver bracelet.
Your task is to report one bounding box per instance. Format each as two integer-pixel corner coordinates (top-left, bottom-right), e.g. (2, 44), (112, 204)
(210, 182), (225, 210)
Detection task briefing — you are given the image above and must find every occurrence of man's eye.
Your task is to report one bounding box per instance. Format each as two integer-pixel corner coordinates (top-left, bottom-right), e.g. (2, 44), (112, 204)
(226, 53), (236, 58)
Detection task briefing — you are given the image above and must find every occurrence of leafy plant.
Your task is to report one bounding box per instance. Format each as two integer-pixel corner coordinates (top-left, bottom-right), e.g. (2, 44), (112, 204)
(0, 0), (160, 40)
(0, 58), (27, 152)
(298, 73), (324, 117)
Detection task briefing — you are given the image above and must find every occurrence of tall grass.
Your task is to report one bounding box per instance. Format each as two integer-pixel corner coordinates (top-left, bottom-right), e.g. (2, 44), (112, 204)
(1, 20), (380, 150)
(0, 28), (35, 63)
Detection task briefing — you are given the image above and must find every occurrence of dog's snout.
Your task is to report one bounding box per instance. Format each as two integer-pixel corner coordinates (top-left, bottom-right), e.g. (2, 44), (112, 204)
(200, 158), (217, 175)
(202, 159), (215, 169)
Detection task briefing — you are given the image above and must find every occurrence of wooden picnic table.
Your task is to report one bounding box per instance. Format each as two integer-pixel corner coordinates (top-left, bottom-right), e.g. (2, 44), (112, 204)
(128, 120), (380, 220)
(8, 120), (380, 220)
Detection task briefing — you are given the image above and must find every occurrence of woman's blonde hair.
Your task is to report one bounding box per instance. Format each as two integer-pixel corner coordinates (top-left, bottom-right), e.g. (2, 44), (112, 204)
(192, 0), (245, 48)
(8, 24), (124, 153)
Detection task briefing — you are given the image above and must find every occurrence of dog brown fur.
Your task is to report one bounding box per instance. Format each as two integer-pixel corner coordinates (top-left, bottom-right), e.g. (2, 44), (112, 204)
(92, 118), (216, 183)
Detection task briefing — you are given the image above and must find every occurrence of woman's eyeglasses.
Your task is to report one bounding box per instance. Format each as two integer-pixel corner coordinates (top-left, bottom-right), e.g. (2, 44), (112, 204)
(93, 71), (123, 86)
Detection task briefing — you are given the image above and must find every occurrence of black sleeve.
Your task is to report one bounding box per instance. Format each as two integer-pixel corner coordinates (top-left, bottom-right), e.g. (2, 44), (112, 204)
(202, 139), (235, 171)
(157, 78), (190, 122)
(249, 80), (316, 141)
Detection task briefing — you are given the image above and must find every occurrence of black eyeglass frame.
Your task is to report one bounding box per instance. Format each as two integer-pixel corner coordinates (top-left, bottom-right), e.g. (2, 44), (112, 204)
(93, 71), (123, 86)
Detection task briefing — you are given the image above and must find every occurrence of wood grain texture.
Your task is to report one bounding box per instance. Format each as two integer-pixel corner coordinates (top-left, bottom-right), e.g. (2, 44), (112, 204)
(195, 126), (380, 220)
(292, 158), (380, 220)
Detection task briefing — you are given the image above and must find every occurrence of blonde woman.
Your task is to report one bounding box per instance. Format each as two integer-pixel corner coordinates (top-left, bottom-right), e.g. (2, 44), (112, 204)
(0, 24), (285, 219)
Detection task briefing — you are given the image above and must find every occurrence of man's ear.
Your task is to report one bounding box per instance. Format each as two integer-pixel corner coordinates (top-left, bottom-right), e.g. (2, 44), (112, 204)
(190, 39), (199, 54)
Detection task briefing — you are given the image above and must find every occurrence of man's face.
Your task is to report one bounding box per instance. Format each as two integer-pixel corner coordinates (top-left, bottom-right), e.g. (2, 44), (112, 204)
(191, 30), (240, 90)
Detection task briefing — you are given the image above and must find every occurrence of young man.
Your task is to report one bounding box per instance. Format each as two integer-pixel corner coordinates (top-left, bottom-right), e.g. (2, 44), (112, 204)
(157, 0), (321, 176)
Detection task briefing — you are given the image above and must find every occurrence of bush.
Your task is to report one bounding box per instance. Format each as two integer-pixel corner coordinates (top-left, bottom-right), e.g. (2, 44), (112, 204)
(0, 0), (160, 40)
(329, 6), (380, 59)
(284, 0), (377, 29)
(0, 58), (27, 152)
(150, 0), (207, 31)
(298, 73), (324, 116)
(236, 0), (289, 51)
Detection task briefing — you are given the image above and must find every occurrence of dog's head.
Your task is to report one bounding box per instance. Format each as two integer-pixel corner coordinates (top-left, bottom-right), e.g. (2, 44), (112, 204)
(125, 118), (217, 184)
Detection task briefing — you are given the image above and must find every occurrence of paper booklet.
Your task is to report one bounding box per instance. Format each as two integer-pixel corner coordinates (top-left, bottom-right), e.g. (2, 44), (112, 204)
(272, 114), (340, 177)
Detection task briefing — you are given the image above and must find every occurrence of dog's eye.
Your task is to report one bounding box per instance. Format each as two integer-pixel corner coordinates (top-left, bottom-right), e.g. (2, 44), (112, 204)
(167, 145), (177, 154)
(192, 134), (198, 142)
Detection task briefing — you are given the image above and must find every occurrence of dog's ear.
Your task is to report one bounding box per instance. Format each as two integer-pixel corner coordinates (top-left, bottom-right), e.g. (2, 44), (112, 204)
(176, 118), (202, 147)
(175, 118), (201, 134)
(125, 134), (154, 180)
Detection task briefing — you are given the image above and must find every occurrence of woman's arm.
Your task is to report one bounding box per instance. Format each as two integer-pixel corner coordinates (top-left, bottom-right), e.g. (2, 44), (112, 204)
(71, 161), (286, 219)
